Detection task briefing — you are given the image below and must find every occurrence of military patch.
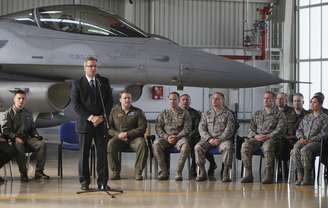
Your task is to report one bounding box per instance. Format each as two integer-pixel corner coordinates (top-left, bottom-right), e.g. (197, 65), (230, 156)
(128, 111), (136, 116)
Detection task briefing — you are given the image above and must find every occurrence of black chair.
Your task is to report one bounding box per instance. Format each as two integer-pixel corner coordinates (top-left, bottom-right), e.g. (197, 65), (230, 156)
(316, 137), (328, 186)
(58, 122), (95, 178)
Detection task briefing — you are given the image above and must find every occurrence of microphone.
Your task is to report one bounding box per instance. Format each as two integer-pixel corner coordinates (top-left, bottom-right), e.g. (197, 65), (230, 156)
(95, 74), (102, 87)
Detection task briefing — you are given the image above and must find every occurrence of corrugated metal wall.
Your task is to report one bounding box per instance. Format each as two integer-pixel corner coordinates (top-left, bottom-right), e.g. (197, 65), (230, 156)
(133, 0), (268, 48)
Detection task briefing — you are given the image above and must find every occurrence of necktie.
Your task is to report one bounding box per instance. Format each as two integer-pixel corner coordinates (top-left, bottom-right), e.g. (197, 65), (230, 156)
(90, 80), (95, 88)
(90, 80), (96, 95)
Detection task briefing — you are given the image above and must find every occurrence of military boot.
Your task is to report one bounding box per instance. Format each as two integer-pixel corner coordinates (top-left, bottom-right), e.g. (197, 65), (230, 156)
(295, 168), (303, 185)
(157, 155), (169, 180)
(262, 166), (273, 184)
(222, 167), (231, 183)
(135, 170), (144, 180)
(241, 167), (253, 183)
(301, 167), (313, 186)
(196, 165), (207, 182)
(175, 162), (184, 181)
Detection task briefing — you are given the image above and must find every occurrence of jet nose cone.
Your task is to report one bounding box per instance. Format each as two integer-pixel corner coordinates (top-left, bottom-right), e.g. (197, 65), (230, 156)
(180, 49), (283, 88)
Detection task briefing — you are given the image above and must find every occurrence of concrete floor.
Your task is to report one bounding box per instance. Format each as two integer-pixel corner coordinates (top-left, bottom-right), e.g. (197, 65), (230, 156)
(0, 128), (327, 208)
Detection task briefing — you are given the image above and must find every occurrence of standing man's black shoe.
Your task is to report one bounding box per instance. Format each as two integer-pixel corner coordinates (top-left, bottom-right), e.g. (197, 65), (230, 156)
(98, 184), (110, 191)
(20, 173), (29, 182)
(35, 171), (50, 180)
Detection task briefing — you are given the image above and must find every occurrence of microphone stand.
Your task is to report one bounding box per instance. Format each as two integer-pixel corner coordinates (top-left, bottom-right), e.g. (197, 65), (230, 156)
(76, 75), (123, 198)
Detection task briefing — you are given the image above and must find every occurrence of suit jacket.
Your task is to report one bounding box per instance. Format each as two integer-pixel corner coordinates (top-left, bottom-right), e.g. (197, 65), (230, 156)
(71, 75), (113, 133)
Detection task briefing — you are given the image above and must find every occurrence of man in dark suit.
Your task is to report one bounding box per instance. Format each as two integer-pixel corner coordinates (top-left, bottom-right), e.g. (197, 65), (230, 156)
(71, 56), (113, 191)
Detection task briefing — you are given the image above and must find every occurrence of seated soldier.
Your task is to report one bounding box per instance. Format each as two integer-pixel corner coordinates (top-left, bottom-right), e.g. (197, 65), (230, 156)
(153, 91), (191, 181)
(179, 94), (201, 178)
(276, 93), (309, 178)
(1, 90), (49, 182)
(107, 90), (148, 180)
(0, 128), (15, 184)
(241, 91), (286, 184)
(195, 92), (235, 182)
(290, 95), (328, 185)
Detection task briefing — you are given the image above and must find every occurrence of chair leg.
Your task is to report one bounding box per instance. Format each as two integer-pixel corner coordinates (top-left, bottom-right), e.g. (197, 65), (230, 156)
(9, 161), (13, 181)
(241, 162), (244, 178)
(149, 153), (153, 178)
(259, 156), (262, 182)
(187, 156), (191, 180)
(281, 160), (286, 182)
(317, 158), (321, 186)
(58, 144), (63, 178)
(274, 159), (278, 183)
(144, 157), (148, 179)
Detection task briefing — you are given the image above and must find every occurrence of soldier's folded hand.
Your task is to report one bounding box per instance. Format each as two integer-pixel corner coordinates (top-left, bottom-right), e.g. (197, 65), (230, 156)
(118, 132), (128, 141)
(168, 135), (177, 144)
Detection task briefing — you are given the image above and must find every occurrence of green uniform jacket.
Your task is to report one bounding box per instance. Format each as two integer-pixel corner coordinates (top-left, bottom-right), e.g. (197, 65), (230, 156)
(1, 106), (39, 142)
(108, 105), (147, 141)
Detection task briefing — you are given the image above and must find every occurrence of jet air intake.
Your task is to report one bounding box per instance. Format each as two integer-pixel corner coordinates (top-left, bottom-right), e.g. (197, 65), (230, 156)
(0, 82), (70, 113)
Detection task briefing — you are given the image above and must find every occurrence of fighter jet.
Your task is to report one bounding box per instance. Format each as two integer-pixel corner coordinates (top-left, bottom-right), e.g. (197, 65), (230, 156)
(0, 4), (283, 127)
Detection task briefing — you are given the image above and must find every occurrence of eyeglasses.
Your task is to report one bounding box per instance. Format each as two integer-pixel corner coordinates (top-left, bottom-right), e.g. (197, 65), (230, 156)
(86, 65), (97, 68)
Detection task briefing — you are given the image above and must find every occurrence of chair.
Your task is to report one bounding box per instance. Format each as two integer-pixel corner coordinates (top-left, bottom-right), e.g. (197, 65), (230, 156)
(315, 137), (328, 186)
(58, 122), (95, 178)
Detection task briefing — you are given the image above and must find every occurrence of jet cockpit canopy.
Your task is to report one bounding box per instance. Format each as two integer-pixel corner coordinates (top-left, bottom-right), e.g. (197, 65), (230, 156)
(1, 4), (148, 38)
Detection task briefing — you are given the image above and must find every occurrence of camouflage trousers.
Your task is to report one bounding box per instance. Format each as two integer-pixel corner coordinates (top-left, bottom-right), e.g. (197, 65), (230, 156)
(290, 141), (320, 170)
(153, 137), (191, 175)
(195, 140), (233, 169)
(107, 137), (148, 175)
(241, 138), (275, 169)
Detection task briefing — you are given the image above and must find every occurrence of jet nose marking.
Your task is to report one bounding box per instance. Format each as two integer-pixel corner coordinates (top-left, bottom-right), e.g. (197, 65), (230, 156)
(0, 40), (8, 49)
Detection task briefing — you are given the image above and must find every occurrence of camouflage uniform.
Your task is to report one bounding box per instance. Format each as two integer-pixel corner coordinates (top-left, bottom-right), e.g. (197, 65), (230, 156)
(107, 105), (148, 179)
(195, 107), (235, 181)
(321, 107), (328, 115)
(290, 110), (328, 184)
(1, 106), (47, 177)
(153, 107), (191, 180)
(241, 107), (286, 183)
